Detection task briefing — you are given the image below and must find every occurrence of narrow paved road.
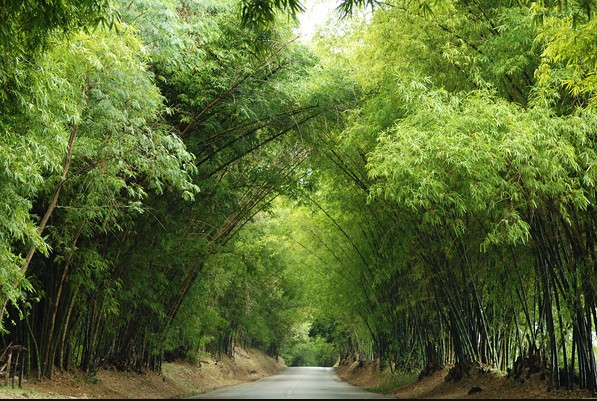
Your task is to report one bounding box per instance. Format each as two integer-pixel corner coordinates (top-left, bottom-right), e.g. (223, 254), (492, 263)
(188, 366), (391, 399)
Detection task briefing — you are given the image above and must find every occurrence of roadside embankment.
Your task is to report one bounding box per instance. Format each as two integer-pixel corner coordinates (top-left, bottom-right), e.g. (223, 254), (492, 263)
(0, 347), (285, 399)
(334, 354), (594, 399)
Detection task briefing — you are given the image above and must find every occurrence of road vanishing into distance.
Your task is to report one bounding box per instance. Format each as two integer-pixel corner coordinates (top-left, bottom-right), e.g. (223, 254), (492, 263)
(188, 366), (391, 399)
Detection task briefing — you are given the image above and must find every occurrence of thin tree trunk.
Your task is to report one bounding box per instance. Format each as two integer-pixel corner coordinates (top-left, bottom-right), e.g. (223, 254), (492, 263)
(23, 124), (78, 274)
(44, 234), (80, 375)
(59, 284), (80, 371)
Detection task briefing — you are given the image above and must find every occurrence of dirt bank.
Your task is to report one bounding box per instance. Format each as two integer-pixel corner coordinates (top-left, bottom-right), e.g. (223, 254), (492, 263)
(0, 347), (285, 399)
(4, 350), (596, 399)
(335, 356), (595, 399)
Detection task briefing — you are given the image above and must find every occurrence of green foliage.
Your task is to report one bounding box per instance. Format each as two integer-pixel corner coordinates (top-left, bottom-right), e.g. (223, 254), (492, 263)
(0, 0), (114, 53)
(0, 0), (117, 105)
(272, 0), (597, 386)
(3, 0), (597, 392)
(0, 2), (201, 369)
(281, 321), (337, 367)
(284, 337), (337, 366)
(238, 0), (384, 27)
(534, 14), (597, 111)
(165, 208), (307, 361)
(239, 0), (304, 27)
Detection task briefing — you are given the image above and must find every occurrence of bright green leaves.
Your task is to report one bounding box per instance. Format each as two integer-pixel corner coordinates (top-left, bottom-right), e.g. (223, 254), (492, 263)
(367, 90), (525, 245)
(7, 0), (597, 382)
(0, 12), (200, 337)
(285, 0), (597, 376)
(116, 0), (220, 76)
(534, 15), (597, 111)
(357, 2), (539, 103)
(0, 0), (116, 104)
(36, 25), (199, 237)
(366, 84), (597, 251)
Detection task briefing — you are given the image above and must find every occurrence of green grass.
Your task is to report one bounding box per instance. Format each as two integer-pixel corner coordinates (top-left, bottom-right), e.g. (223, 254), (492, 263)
(0, 385), (38, 398)
(368, 371), (419, 394)
(84, 375), (99, 384)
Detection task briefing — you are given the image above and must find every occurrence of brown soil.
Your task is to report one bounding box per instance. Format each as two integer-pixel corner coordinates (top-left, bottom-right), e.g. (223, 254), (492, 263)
(1, 350), (596, 399)
(336, 358), (596, 399)
(0, 347), (285, 399)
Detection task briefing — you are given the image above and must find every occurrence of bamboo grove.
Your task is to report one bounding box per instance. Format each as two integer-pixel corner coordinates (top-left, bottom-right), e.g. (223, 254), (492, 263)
(277, 0), (597, 395)
(0, 0), (336, 379)
(3, 0), (597, 397)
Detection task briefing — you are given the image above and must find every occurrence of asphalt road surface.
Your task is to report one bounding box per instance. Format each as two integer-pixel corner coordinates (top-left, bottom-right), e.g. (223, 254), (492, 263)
(188, 366), (391, 399)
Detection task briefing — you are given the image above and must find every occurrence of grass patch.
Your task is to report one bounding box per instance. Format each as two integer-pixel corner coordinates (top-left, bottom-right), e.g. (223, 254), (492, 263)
(0, 386), (38, 398)
(84, 375), (99, 384)
(368, 371), (418, 393)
